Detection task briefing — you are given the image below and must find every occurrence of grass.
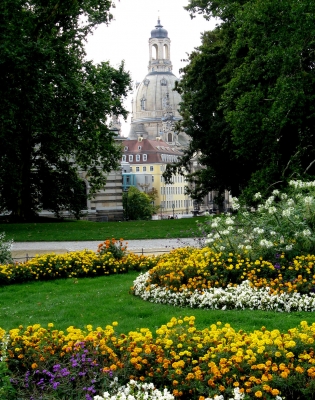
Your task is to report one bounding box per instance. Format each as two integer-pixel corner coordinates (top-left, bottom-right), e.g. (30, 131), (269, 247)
(0, 218), (205, 242)
(0, 272), (313, 334)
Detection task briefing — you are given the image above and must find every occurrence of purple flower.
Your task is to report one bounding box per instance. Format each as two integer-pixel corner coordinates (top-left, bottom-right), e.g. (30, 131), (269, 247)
(52, 381), (60, 390)
(274, 263), (281, 269)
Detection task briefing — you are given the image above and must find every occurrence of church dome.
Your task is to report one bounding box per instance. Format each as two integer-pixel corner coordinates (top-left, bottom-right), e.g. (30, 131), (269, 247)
(150, 19), (168, 38)
(129, 19), (189, 146)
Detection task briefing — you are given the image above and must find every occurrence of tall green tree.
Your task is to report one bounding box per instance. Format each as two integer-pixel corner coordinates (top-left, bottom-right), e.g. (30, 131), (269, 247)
(0, 0), (131, 220)
(167, 0), (315, 202)
(123, 187), (155, 221)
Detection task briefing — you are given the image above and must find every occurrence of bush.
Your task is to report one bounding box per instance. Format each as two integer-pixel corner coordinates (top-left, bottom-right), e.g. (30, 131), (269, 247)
(201, 180), (315, 262)
(0, 232), (13, 265)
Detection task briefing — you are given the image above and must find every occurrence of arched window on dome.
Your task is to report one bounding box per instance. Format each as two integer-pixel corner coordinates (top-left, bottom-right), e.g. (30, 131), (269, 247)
(151, 44), (158, 60)
(163, 44), (169, 59)
(168, 132), (173, 142)
(140, 97), (146, 110)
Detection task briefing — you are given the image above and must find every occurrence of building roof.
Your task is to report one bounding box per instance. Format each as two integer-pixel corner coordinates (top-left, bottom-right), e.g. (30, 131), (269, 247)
(122, 138), (182, 164)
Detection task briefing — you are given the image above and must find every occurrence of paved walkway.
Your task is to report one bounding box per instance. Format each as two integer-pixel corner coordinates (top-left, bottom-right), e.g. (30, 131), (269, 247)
(11, 238), (197, 260)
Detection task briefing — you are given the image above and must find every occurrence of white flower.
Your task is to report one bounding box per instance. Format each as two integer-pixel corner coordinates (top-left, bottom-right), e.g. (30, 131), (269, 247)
(225, 217), (234, 225)
(237, 228), (244, 233)
(231, 196), (240, 210)
(286, 244), (293, 250)
(259, 239), (274, 248)
(282, 207), (294, 217)
(287, 198), (294, 206)
(272, 189), (280, 196)
(281, 193), (288, 200)
(253, 192), (262, 200)
(303, 229), (312, 237)
(245, 245), (252, 250)
(265, 195), (275, 206)
(304, 196), (313, 205)
(269, 231), (276, 236)
(268, 206), (277, 214)
(211, 221), (219, 228)
(253, 227), (264, 234)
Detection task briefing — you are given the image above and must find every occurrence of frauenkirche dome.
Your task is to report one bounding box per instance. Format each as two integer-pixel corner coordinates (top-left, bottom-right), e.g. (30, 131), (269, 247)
(128, 19), (189, 147)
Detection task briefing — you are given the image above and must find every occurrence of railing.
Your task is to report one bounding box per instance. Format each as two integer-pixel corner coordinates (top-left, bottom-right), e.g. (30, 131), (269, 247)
(11, 248), (174, 263)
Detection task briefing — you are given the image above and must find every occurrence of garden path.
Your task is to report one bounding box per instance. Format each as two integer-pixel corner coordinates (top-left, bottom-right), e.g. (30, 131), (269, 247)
(11, 238), (197, 261)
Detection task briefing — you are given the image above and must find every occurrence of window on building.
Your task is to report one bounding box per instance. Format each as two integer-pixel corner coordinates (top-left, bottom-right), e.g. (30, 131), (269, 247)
(143, 154), (147, 161)
(152, 175), (154, 182)
(136, 166), (140, 172)
(143, 166), (146, 172)
(136, 154), (140, 161)
(124, 146), (128, 151)
(129, 155), (133, 162)
(150, 166), (153, 171)
(122, 155), (126, 162)
(138, 146), (142, 150)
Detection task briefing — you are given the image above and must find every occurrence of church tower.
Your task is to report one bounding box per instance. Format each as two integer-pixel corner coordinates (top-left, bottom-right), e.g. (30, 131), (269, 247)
(128, 19), (189, 147)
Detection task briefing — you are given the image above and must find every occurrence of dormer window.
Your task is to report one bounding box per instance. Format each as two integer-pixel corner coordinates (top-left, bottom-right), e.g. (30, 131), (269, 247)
(143, 154), (147, 161)
(122, 155), (126, 162)
(129, 155), (133, 162)
(124, 146), (128, 151)
(136, 154), (140, 162)
(138, 146), (142, 150)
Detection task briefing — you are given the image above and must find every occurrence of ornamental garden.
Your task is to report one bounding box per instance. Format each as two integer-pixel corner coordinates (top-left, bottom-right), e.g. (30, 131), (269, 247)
(1, 181), (315, 400)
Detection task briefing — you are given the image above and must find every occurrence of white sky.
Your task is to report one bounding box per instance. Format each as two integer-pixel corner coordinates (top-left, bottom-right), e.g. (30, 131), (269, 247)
(84, 0), (217, 136)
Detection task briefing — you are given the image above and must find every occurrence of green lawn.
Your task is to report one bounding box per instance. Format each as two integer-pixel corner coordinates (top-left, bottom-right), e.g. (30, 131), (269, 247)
(0, 218), (205, 242)
(0, 272), (312, 334)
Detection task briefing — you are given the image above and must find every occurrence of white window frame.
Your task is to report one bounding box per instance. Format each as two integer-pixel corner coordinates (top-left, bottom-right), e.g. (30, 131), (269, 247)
(129, 155), (133, 162)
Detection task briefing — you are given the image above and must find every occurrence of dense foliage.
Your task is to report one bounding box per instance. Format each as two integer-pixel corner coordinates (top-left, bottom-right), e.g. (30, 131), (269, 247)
(166, 0), (315, 202)
(202, 181), (315, 261)
(123, 187), (157, 220)
(0, 0), (131, 220)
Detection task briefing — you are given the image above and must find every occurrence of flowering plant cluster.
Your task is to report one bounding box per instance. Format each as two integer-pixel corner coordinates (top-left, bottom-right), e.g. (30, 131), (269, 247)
(140, 247), (315, 297)
(133, 273), (315, 312)
(97, 239), (128, 260)
(0, 244), (158, 285)
(202, 181), (315, 262)
(0, 232), (13, 265)
(1, 318), (315, 399)
(94, 379), (175, 400)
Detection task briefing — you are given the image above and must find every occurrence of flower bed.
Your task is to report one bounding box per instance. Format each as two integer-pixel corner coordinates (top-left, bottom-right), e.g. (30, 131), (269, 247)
(2, 318), (315, 399)
(0, 249), (157, 285)
(131, 247), (315, 312)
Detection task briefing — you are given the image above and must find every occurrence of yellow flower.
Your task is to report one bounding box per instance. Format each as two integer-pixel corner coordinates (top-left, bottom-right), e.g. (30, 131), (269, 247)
(254, 391), (263, 398)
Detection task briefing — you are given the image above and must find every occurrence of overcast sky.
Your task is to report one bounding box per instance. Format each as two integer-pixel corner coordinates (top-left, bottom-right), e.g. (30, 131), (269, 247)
(84, 0), (217, 136)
